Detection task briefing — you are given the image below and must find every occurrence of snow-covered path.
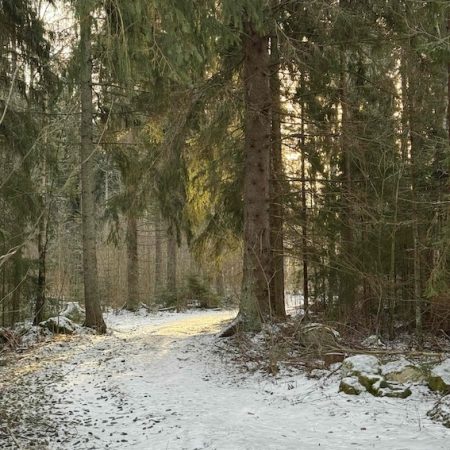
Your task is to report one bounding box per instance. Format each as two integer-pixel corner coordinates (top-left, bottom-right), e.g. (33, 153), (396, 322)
(1, 309), (450, 449)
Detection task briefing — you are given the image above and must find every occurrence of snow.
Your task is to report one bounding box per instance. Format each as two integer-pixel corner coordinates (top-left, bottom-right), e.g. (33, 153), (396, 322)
(362, 335), (386, 348)
(428, 395), (450, 426)
(20, 325), (53, 348)
(285, 292), (304, 315)
(40, 315), (80, 333)
(431, 359), (450, 386)
(382, 358), (413, 376)
(1, 309), (450, 449)
(341, 376), (365, 392)
(60, 301), (85, 318)
(342, 354), (381, 377)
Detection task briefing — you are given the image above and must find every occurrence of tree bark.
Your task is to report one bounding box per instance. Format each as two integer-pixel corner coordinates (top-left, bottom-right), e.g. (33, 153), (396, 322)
(269, 32), (286, 320)
(240, 22), (273, 329)
(33, 208), (47, 325)
(338, 51), (356, 318)
(166, 230), (177, 296)
(300, 72), (309, 317)
(448, 13), (450, 145)
(126, 214), (139, 311)
(401, 49), (423, 344)
(79, 11), (106, 333)
(154, 211), (163, 297)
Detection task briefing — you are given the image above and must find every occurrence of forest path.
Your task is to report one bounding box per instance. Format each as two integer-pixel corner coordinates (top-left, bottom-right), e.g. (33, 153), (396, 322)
(1, 309), (450, 449)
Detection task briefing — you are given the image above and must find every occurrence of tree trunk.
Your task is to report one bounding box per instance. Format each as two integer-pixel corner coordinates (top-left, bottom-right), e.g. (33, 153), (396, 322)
(126, 214), (139, 311)
(79, 11), (106, 333)
(269, 32), (286, 320)
(338, 51), (356, 318)
(33, 209), (47, 325)
(10, 252), (21, 326)
(402, 50), (423, 344)
(34, 146), (49, 325)
(215, 270), (225, 298)
(300, 72), (309, 317)
(448, 13), (450, 145)
(240, 22), (272, 329)
(166, 230), (177, 296)
(154, 211), (163, 298)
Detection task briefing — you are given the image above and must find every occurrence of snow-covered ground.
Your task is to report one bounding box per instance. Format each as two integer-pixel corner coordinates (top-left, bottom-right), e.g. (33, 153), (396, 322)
(1, 309), (450, 449)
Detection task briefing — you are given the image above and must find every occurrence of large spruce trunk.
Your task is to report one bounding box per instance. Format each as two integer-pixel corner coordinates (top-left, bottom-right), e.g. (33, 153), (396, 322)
(79, 11), (106, 333)
(269, 33), (286, 320)
(240, 22), (273, 329)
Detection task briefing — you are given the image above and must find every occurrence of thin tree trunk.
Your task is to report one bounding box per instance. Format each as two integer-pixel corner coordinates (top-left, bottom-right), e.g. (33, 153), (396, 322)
(154, 212), (162, 297)
(79, 11), (106, 333)
(126, 214), (139, 311)
(34, 210), (47, 325)
(300, 72), (309, 317)
(301, 140), (309, 316)
(402, 51), (423, 344)
(240, 21), (272, 329)
(34, 141), (49, 325)
(1, 258), (5, 327)
(215, 269), (225, 298)
(166, 230), (177, 296)
(269, 31), (286, 320)
(339, 51), (356, 318)
(11, 251), (21, 326)
(448, 13), (450, 145)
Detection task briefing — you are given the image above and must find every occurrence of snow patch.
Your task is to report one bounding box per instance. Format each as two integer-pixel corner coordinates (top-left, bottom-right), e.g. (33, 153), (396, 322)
(342, 354), (380, 377)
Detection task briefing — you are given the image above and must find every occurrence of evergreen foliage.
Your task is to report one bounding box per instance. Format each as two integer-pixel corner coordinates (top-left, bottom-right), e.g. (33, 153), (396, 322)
(1, 0), (450, 339)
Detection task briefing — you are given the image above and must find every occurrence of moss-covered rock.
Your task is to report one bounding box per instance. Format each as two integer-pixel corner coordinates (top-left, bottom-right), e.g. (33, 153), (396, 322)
(428, 395), (450, 427)
(40, 316), (79, 334)
(340, 355), (411, 398)
(381, 358), (425, 384)
(429, 359), (450, 393)
(60, 302), (85, 323)
(297, 323), (340, 353)
(378, 384), (412, 399)
(339, 377), (365, 395)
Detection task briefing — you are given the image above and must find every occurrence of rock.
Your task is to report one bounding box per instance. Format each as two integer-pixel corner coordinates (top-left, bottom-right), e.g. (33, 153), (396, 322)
(378, 383), (412, 399)
(341, 355), (384, 394)
(362, 335), (385, 348)
(381, 358), (425, 384)
(20, 325), (52, 348)
(60, 302), (85, 323)
(339, 377), (365, 395)
(342, 354), (380, 377)
(428, 395), (450, 427)
(359, 374), (388, 395)
(40, 316), (79, 334)
(429, 359), (450, 393)
(340, 354), (413, 398)
(297, 323), (340, 352)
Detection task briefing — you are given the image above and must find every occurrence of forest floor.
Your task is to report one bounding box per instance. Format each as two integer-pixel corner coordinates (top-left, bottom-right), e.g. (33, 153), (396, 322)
(1, 309), (450, 449)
